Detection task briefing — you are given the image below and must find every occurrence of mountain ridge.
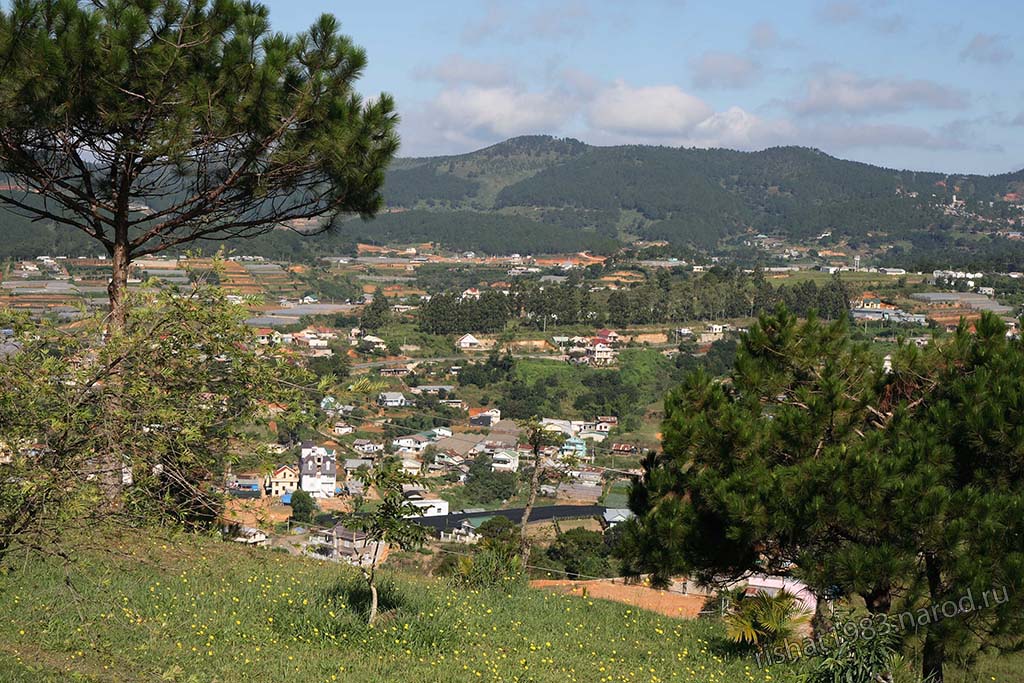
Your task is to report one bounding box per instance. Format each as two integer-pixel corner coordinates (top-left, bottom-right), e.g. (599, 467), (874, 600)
(376, 135), (1024, 251)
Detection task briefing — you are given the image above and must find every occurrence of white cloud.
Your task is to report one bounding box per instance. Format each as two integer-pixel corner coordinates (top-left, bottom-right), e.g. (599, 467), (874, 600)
(689, 107), (795, 148)
(959, 33), (1014, 64)
(418, 55), (514, 87)
(691, 51), (761, 89)
(793, 70), (968, 115)
(425, 85), (581, 143)
(399, 69), (981, 160)
(587, 80), (712, 137)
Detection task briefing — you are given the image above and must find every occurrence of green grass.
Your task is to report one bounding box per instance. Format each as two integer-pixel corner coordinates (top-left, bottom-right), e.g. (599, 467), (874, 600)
(603, 481), (632, 509)
(0, 533), (799, 683)
(373, 321), (454, 358)
(0, 534), (1020, 682)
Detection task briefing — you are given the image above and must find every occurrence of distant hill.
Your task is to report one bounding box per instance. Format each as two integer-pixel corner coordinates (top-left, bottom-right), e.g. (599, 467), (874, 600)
(2, 137), (1023, 260)
(379, 135), (1024, 250)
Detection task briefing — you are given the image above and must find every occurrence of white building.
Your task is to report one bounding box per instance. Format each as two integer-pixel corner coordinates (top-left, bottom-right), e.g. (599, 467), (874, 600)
(377, 392), (409, 408)
(392, 434), (431, 453)
(457, 333), (482, 350)
(353, 439), (384, 455)
(406, 497), (450, 517)
(299, 443), (337, 498)
(491, 450), (520, 473)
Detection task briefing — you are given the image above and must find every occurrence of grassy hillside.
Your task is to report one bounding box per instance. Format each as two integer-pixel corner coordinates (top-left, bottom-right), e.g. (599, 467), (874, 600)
(0, 533), (795, 683)
(1, 534), (1021, 681)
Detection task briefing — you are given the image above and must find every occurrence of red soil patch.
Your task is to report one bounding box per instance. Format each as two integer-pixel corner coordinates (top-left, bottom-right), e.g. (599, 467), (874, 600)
(530, 579), (706, 619)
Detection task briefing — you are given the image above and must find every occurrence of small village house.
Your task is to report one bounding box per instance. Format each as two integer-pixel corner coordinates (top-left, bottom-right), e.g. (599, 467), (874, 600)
(267, 464), (299, 498)
(457, 333), (481, 350)
(377, 391), (409, 408)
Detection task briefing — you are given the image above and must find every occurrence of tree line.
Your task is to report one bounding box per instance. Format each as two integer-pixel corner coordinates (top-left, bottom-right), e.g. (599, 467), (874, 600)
(416, 268), (851, 334)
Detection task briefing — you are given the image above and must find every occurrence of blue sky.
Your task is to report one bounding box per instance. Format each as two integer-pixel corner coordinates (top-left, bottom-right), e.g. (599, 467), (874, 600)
(264, 0), (1023, 174)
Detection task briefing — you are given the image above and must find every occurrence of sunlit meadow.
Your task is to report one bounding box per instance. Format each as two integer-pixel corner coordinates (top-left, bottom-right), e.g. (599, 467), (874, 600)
(0, 534), (1018, 682)
(0, 533), (795, 682)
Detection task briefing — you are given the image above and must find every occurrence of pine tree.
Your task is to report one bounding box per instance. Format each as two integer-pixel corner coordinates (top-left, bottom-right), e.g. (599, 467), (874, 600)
(360, 288), (390, 331)
(0, 0), (397, 327)
(619, 307), (1024, 682)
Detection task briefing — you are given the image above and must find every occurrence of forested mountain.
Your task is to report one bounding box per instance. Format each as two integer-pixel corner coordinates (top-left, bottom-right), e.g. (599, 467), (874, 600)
(3, 136), (1023, 259)
(381, 136), (1024, 250)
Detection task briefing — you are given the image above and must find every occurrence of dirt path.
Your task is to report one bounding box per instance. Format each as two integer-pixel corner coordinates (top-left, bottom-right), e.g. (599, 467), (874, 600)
(530, 579), (706, 619)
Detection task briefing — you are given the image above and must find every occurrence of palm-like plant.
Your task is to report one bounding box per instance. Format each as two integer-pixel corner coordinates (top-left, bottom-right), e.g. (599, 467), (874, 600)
(723, 589), (811, 649)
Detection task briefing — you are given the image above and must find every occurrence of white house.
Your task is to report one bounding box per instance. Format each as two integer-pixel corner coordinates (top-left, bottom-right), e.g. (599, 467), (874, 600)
(227, 526), (269, 546)
(377, 391), (409, 408)
(392, 434), (431, 453)
(352, 439), (384, 455)
(602, 509), (635, 528)
(457, 333), (481, 350)
(400, 458), (423, 476)
(299, 443), (337, 498)
(469, 407), (502, 427)
(491, 450), (520, 473)
(361, 335), (388, 352)
(405, 497), (450, 517)
(415, 384), (455, 395)
(587, 342), (616, 365)
(439, 519), (482, 544)
(332, 422), (354, 436)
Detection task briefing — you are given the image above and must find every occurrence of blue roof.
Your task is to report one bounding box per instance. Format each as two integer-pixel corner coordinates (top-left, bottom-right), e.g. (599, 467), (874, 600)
(281, 493), (292, 505)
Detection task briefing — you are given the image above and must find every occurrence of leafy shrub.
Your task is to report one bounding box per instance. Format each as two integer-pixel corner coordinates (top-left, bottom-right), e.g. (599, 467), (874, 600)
(723, 590), (811, 650)
(448, 547), (525, 589)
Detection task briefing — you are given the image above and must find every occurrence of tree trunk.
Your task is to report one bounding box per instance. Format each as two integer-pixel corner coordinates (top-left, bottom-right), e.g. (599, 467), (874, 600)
(519, 445), (542, 567)
(98, 237), (131, 503)
(366, 542), (381, 627)
(810, 591), (833, 640)
(107, 239), (131, 331)
(367, 579), (379, 627)
(921, 555), (945, 683)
